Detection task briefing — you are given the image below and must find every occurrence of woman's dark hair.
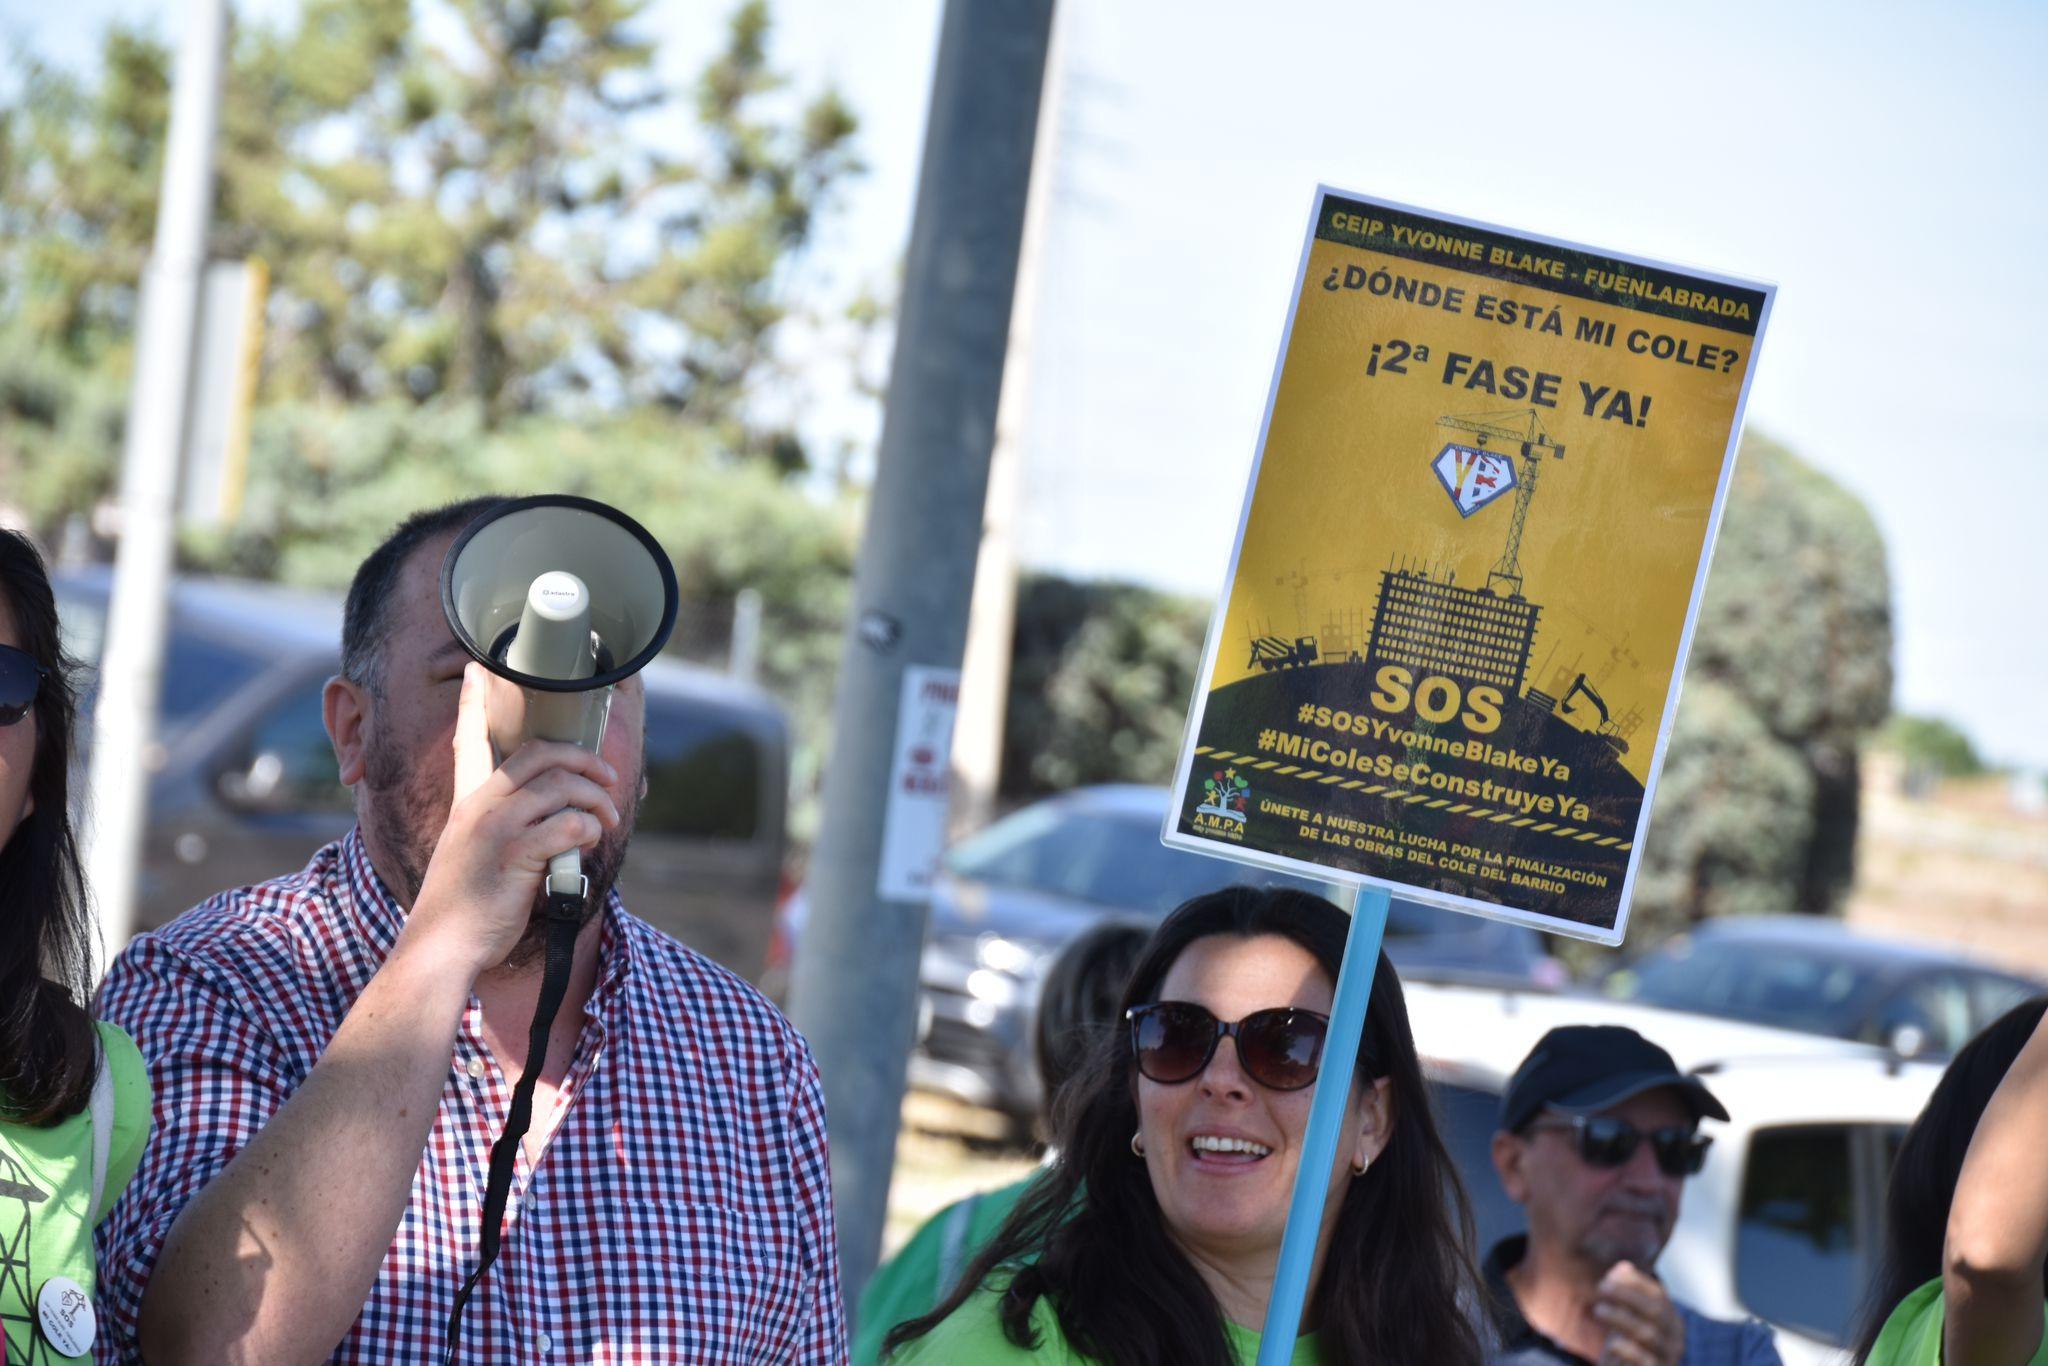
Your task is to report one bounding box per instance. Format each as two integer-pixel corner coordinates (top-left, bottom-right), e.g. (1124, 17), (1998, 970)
(0, 529), (99, 1125)
(1851, 994), (2048, 1363)
(1033, 918), (1150, 1108)
(886, 885), (1485, 1366)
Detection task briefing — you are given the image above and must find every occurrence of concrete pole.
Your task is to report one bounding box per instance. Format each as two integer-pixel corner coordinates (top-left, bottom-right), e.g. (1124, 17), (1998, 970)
(84, 0), (228, 965)
(789, 0), (1055, 1314)
(946, 5), (1068, 843)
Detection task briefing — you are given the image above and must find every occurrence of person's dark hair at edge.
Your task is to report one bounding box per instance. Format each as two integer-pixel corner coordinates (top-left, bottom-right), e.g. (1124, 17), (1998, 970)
(886, 884), (1486, 1366)
(1034, 919), (1149, 1107)
(341, 494), (513, 696)
(1850, 994), (2048, 1364)
(0, 529), (98, 1125)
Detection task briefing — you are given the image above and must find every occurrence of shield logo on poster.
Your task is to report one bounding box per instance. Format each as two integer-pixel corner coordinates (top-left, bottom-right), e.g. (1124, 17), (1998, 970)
(1431, 442), (1519, 517)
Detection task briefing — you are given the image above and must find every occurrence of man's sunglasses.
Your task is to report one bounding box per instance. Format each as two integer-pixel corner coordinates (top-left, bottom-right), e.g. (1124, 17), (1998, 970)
(0, 644), (45, 727)
(1126, 1001), (1333, 1092)
(1526, 1113), (1712, 1178)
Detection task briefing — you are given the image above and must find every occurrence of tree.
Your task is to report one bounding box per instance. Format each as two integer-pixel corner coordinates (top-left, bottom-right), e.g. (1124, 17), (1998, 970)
(1876, 714), (1987, 781)
(0, 0), (862, 540)
(1634, 432), (1894, 941)
(999, 574), (1212, 801)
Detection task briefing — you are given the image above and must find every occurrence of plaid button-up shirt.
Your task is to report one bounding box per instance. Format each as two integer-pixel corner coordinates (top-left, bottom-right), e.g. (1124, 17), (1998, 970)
(93, 831), (846, 1363)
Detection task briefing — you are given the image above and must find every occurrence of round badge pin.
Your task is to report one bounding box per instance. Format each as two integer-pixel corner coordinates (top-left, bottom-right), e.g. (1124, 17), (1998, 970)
(35, 1276), (95, 1358)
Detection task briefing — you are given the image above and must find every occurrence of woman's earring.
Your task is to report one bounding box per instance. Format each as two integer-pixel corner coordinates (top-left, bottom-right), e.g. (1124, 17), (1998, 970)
(1131, 1131), (1146, 1158)
(1351, 1154), (1370, 1177)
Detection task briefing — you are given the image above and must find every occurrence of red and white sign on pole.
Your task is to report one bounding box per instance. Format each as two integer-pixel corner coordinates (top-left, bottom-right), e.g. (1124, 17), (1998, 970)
(877, 665), (962, 902)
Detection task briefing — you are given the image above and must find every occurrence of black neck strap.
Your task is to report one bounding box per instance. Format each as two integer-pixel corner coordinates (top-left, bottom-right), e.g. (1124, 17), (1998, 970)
(442, 890), (584, 1364)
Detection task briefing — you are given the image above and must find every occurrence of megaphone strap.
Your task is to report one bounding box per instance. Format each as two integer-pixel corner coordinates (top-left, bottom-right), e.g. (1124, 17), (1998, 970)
(442, 890), (584, 1363)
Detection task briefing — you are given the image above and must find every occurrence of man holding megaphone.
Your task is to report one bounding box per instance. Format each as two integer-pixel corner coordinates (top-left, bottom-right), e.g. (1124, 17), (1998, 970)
(93, 497), (846, 1363)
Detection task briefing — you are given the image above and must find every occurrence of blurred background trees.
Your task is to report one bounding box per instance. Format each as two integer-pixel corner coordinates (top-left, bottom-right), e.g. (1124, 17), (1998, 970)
(1, 0), (865, 829)
(0, 1), (1909, 923)
(1633, 433), (1895, 940)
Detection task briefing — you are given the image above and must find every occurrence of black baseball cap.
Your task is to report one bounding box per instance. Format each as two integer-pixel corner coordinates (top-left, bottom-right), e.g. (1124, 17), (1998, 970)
(1498, 1025), (1729, 1134)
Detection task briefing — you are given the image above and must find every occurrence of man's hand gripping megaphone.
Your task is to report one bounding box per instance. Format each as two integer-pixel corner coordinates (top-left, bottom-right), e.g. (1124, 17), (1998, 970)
(393, 662), (621, 980)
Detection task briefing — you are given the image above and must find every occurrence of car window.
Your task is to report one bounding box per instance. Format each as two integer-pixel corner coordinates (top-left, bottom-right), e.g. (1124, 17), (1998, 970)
(1427, 1080), (1523, 1257)
(1874, 973), (1975, 1056)
(1608, 939), (1874, 1039)
(637, 693), (764, 841)
(55, 589), (270, 738)
(1967, 974), (2039, 1042)
(945, 808), (1326, 913)
(1737, 1123), (1902, 1345)
(236, 682), (351, 812)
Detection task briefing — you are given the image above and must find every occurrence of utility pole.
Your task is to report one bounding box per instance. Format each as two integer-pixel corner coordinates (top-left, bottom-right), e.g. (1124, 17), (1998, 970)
(790, 0), (1056, 1315)
(84, 0), (229, 964)
(946, 5), (1068, 842)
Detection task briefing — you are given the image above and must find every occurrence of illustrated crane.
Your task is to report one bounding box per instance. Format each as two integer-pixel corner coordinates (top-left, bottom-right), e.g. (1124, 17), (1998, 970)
(1435, 407), (1564, 600)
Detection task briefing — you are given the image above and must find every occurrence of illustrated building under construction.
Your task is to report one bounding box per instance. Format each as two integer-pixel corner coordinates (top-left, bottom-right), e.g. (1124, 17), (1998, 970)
(1362, 568), (1540, 699)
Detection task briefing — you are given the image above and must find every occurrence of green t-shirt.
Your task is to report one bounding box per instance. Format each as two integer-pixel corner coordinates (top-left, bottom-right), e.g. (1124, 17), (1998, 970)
(855, 1175), (1036, 1365)
(0, 1022), (151, 1363)
(1867, 1277), (2048, 1366)
(885, 1282), (1325, 1365)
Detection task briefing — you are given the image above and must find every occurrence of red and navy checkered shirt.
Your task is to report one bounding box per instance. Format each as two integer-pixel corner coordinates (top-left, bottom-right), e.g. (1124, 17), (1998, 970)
(92, 831), (846, 1363)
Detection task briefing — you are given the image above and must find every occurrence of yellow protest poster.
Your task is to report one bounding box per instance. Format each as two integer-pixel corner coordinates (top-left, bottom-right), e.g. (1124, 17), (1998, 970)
(1165, 188), (1773, 943)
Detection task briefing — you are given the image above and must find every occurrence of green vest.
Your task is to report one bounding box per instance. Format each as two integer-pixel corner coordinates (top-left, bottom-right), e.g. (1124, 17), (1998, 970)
(1, 1023), (150, 1363)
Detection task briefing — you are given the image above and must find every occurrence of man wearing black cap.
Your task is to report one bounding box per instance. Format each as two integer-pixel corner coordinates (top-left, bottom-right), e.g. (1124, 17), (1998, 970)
(1485, 1025), (1781, 1366)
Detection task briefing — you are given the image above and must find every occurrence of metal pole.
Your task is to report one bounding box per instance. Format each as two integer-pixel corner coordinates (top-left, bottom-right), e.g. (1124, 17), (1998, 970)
(83, 0), (229, 968)
(946, 3), (1068, 842)
(789, 0), (1056, 1315)
(730, 586), (762, 686)
(1257, 884), (1391, 1365)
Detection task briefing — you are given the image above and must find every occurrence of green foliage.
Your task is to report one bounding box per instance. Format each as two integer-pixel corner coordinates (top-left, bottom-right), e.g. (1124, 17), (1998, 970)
(0, 0), (863, 538)
(1634, 432), (1894, 942)
(1000, 574), (1211, 799)
(1876, 713), (1986, 778)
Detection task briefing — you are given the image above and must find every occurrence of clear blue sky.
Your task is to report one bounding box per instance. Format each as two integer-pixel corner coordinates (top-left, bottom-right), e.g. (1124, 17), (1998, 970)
(18, 0), (2048, 770)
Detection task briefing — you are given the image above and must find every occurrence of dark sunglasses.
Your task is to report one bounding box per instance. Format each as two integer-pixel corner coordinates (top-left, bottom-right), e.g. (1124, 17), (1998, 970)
(1126, 1001), (1332, 1092)
(1526, 1113), (1712, 1178)
(0, 644), (45, 727)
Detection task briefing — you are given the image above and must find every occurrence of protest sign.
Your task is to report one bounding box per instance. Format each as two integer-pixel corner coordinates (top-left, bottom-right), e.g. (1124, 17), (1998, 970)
(1165, 188), (1772, 943)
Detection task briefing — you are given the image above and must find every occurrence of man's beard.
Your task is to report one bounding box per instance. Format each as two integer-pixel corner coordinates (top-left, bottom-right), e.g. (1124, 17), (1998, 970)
(364, 724), (637, 967)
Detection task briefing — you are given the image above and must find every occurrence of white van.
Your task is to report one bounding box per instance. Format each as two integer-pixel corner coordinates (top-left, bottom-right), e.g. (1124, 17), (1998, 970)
(1404, 980), (1943, 1365)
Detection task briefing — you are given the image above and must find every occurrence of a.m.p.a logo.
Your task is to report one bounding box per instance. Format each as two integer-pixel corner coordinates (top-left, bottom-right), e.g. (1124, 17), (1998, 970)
(1193, 768), (1250, 841)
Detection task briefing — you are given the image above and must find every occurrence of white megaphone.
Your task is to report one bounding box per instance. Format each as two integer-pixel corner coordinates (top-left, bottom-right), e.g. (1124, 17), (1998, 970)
(440, 495), (679, 904)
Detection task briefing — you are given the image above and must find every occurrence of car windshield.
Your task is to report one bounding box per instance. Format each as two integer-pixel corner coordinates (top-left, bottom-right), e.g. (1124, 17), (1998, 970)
(945, 804), (1329, 913)
(1608, 938), (1877, 1039)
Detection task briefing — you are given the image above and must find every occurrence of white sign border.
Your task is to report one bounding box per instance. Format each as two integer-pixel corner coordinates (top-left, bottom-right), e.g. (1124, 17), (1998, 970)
(1161, 184), (1778, 947)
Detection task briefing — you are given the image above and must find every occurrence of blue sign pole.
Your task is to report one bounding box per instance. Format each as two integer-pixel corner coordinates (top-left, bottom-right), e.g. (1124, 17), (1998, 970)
(1255, 882), (1391, 1366)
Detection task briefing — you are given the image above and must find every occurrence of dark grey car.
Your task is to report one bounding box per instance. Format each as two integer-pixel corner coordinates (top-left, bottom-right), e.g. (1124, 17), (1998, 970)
(1600, 915), (2045, 1060)
(57, 569), (790, 980)
(904, 783), (1567, 1127)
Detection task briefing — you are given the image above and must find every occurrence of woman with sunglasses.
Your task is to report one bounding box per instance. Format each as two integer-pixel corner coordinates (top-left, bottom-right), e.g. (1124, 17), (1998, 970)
(1, 529), (151, 1360)
(1853, 996), (2048, 1366)
(885, 884), (1486, 1365)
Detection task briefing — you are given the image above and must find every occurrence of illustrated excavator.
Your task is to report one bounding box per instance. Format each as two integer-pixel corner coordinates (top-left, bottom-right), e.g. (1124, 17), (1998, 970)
(1559, 672), (1631, 757)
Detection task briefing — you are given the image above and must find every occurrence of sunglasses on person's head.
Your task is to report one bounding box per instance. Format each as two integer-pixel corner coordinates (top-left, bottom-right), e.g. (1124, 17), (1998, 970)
(0, 644), (45, 727)
(1525, 1112), (1712, 1178)
(1126, 1000), (1335, 1092)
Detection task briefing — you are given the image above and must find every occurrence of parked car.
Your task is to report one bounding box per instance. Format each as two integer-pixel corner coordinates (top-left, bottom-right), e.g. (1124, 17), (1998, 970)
(849, 783), (1567, 1128)
(55, 568), (791, 981)
(1598, 915), (2045, 1060)
(1404, 979), (1946, 1365)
